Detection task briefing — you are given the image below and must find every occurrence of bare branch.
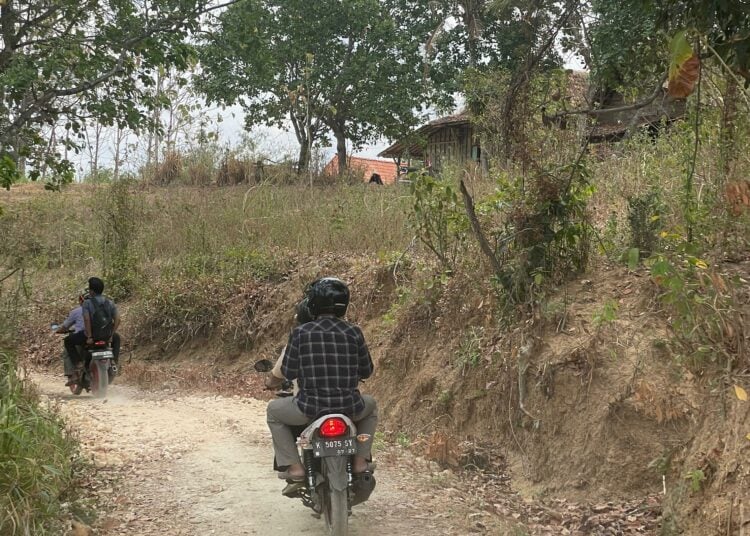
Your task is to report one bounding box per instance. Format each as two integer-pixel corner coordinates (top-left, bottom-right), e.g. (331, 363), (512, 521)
(550, 73), (669, 120)
(459, 178), (504, 277)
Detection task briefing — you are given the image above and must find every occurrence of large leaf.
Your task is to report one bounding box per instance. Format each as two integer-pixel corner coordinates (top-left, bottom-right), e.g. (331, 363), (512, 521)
(668, 31), (700, 98)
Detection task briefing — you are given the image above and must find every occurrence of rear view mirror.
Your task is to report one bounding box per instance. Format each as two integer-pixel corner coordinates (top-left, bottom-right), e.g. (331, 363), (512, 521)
(253, 359), (274, 373)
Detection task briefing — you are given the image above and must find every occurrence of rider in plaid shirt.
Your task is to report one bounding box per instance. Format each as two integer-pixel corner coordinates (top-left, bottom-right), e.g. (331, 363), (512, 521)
(267, 278), (378, 482)
(281, 316), (373, 418)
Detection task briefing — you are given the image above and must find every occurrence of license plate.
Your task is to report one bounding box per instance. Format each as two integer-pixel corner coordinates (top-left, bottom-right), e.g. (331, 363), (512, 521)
(312, 437), (356, 458)
(91, 351), (113, 360)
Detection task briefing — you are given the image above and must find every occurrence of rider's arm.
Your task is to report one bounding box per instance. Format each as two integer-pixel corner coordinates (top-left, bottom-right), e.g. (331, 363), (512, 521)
(280, 330), (300, 381)
(271, 347), (286, 379)
(264, 347), (286, 389)
(110, 300), (120, 334)
(356, 328), (374, 380)
(58, 312), (73, 333)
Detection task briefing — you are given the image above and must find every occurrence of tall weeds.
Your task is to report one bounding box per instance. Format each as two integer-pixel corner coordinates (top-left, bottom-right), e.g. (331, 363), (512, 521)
(0, 350), (79, 535)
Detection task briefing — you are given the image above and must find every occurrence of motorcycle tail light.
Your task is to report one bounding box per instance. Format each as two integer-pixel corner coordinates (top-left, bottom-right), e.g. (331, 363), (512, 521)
(319, 417), (348, 438)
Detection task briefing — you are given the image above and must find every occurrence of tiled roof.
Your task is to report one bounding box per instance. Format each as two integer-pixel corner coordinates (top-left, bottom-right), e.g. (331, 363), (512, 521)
(323, 155), (398, 184)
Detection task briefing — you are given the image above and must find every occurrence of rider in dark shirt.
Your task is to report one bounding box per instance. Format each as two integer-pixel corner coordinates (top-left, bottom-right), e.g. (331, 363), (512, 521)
(267, 278), (377, 481)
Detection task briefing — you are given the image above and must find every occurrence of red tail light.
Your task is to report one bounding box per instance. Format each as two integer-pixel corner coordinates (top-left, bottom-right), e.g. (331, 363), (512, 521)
(94, 341), (107, 346)
(319, 418), (348, 438)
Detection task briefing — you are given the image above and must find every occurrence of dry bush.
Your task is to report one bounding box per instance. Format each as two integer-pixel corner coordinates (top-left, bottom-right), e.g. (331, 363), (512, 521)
(184, 157), (214, 186)
(131, 275), (230, 350)
(216, 155), (249, 186)
(151, 151), (182, 185)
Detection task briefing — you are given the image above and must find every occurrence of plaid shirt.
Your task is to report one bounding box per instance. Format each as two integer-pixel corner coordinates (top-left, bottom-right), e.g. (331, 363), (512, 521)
(281, 316), (373, 418)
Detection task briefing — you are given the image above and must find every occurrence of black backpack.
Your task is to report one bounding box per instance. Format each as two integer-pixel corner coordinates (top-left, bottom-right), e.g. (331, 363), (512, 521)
(90, 298), (114, 341)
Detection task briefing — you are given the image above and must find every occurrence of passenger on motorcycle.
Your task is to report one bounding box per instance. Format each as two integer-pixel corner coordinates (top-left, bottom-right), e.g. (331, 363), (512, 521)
(266, 277), (378, 481)
(264, 296), (314, 394)
(56, 290), (87, 386)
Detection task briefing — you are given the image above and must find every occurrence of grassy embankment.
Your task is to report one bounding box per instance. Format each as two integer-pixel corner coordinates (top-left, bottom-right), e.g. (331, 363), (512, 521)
(0, 275), (81, 535)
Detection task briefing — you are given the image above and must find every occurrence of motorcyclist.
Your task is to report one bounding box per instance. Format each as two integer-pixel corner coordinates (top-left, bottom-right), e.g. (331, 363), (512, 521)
(266, 277), (378, 481)
(56, 290), (87, 386)
(81, 277), (121, 361)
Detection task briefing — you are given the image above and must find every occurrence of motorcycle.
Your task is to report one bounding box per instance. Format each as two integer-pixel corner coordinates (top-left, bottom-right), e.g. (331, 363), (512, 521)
(255, 359), (376, 536)
(52, 324), (117, 398)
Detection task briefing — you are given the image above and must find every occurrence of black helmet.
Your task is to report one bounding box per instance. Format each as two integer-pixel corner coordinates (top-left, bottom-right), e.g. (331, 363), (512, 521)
(305, 277), (349, 317)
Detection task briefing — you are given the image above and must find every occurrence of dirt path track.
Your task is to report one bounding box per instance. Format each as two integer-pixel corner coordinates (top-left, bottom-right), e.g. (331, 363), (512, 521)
(32, 373), (503, 536)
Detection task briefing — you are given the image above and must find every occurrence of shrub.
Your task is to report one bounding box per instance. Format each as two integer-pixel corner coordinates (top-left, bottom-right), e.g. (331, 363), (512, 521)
(627, 190), (663, 259)
(0, 350), (80, 535)
(409, 171), (469, 272)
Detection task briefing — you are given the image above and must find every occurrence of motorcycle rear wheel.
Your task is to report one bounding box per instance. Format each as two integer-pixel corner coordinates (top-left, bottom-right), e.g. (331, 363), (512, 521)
(323, 487), (348, 536)
(90, 360), (109, 398)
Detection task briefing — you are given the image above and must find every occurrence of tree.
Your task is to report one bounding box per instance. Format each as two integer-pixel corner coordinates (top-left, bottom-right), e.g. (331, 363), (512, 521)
(0, 0), (230, 188)
(198, 0), (438, 175)
(656, 0), (750, 81)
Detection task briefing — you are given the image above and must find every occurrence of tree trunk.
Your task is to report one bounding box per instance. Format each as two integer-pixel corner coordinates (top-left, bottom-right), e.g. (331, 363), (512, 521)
(333, 128), (347, 175)
(720, 74), (738, 178)
(297, 140), (310, 174)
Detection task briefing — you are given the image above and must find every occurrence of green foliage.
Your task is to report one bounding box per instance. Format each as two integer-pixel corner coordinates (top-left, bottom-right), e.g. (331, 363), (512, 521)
(82, 168), (115, 185)
(0, 1), (213, 182)
(485, 161), (594, 306)
(162, 248), (283, 282)
(587, 0), (662, 91)
(592, 299), (619, 328)
(198, 0), (437, 171)
(436, 389), (454, 407)
(381, 286), (411, 326)
(684, 469), (706, 493)
(455, 326), (484, 371)
(98, 180), (142, 300)
(409, 172), (469, 271)
(655, 1), (750, 80)
(372, 431), (386, 453)
(0, 350), (80, 535)
(648, 250), (744, 371)
(396, 431), (411, 448)
(0, 156), (22, 191)
(599, 211), (622, 257)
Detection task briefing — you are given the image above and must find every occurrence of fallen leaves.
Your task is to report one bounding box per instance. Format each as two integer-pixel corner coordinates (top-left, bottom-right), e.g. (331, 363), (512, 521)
(734, 385), (748, 401)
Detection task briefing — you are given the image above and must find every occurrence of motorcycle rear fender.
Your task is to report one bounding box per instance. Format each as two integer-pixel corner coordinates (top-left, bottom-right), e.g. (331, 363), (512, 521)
(322, 456), (349, 491)
(299, 413), (357, 442)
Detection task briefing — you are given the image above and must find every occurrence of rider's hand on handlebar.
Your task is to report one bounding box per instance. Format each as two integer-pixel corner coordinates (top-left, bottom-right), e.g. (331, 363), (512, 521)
(264, 372), (284, 391)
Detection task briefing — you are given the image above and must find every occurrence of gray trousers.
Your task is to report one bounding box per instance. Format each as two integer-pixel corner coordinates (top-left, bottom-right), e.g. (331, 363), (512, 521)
(266, 395), (378, 468)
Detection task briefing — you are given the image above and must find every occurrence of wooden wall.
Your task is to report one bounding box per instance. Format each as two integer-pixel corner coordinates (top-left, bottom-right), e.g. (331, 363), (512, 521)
(425, 124), (478, 171)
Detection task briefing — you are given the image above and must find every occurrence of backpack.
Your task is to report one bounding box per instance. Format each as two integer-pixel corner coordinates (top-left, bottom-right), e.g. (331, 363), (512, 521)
(90, 297), (114, 341)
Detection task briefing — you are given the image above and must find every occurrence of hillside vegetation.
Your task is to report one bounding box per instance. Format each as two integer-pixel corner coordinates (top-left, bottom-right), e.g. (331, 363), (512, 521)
(2, 109), (749, 533)
(2, 0), (750, 534)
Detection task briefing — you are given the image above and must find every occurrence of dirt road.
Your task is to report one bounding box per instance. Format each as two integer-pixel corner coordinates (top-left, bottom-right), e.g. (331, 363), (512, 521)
(32, 373), (507, 536)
